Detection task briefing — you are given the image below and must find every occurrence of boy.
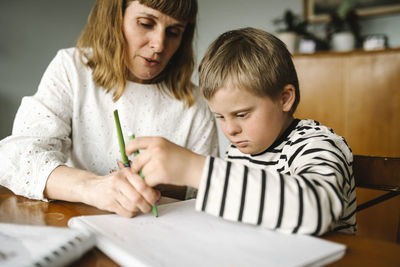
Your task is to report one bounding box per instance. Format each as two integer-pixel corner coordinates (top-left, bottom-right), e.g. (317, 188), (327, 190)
(126, 27), (356, 235)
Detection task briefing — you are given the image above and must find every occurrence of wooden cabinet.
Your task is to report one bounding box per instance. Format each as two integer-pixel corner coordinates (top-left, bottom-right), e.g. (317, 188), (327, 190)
(293, 48), (400, 243)
(293, 48), (400, 157)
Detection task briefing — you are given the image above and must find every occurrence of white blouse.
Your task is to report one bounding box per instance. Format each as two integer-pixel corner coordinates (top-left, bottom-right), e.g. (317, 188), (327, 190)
(0, 48), (219, 201)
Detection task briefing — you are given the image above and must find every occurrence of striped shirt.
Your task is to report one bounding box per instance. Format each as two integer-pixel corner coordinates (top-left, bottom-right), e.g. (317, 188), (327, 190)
(195, 119), (357, 235)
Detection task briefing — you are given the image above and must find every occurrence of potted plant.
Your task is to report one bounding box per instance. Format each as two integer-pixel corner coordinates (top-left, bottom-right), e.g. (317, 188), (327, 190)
(274, 10), (302, 53)
(326, 0), (361, 51)
(274, 10), (328, 53)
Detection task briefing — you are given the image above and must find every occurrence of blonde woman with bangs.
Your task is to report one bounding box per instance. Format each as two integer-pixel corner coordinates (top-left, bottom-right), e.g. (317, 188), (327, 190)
(0, 0), (218, 217)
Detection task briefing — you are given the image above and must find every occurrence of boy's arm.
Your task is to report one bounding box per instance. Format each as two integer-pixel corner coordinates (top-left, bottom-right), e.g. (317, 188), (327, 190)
(126, 136), (356, 236)
(195, 141), (356, 236)
(125, 137), (206, 189)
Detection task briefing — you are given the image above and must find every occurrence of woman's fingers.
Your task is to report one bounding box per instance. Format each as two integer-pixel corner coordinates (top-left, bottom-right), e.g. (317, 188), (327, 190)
(112, 198), (138, 218)
(115, 178), (152, 214)
(91, 168), (160, 217)
(115, 153), (159, 214)
(117, 160), (126, 170)
(122, 167), (160, 205)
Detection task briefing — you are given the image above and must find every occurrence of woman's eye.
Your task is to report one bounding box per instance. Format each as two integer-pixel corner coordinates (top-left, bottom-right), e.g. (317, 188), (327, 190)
(167, 28), (181, 38)
(138, 19), (154, 29)
(140, 23), (153, 28)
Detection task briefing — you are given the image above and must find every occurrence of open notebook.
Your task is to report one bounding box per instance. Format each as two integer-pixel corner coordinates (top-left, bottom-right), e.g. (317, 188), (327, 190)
(68, 199), (346, 267)
(0, 223), (95, 267)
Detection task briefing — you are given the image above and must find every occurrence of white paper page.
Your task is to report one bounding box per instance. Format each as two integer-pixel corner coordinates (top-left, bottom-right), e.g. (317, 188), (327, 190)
(69, 199), (346, 267)
(0, 223), (95, 267)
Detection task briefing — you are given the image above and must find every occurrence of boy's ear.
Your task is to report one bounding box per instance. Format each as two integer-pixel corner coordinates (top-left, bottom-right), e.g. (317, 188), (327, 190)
(280, 84), (296, 112)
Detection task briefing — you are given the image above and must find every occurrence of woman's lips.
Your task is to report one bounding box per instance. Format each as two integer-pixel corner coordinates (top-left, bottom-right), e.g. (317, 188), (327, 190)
(143, 57), (160, 66)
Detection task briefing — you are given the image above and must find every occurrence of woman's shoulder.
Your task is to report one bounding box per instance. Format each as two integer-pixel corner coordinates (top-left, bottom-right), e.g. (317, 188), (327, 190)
(45, 47), (93, 79)
(53, 47), (78, 59)
(52, 47), (89, 66)
(56, 47), (84, 61)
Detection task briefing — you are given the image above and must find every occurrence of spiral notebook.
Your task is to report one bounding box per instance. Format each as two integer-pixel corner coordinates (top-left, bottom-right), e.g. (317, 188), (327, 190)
(68, 199), (346, 267)
(0, 223), (95, 267)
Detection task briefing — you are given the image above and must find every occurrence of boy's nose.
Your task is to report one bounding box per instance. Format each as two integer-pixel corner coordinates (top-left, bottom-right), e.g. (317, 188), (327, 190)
(225, 121), (242, 136)
(149, 30), (165, 53)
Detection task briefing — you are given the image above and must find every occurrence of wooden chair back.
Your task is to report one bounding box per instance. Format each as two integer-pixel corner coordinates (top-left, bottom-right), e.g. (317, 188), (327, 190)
(353, 155), (400, 243)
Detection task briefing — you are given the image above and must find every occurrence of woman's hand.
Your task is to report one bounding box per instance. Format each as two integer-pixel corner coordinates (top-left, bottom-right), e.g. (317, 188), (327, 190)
(45, 165), (160, 218)
(125, 137), (206, 189)
(84, 167), (160, 217)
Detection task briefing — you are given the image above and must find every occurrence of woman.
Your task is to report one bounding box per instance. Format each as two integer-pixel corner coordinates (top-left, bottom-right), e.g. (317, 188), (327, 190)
(0, 0), (218, 217)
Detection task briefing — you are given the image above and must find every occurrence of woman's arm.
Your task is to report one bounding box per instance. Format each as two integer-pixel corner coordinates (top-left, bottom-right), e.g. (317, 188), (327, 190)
(0, 49), (158, 217)
(45, 165), (160, 217)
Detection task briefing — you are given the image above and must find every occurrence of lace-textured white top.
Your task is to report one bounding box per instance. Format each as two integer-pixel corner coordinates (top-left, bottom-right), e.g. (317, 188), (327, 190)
(0, 48), (219, 201)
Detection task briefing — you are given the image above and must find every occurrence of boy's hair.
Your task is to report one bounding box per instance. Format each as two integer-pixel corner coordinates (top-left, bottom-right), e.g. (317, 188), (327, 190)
(199, 27), (300, 114)
(77, 0), (198, 107)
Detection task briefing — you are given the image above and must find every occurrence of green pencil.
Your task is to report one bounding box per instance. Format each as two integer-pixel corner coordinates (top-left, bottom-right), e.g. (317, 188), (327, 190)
(113, 110), (130, 167)
(113, 109), (158, 217)
(129, 133), (159, 217)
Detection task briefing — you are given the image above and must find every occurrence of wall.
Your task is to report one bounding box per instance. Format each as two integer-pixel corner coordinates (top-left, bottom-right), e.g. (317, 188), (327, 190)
(0, 0), (94, 139)
(1, 0), (400, 155)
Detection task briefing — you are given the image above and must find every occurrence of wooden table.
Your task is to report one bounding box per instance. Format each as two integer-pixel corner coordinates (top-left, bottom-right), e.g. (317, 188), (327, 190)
(1, 186), (399, 266)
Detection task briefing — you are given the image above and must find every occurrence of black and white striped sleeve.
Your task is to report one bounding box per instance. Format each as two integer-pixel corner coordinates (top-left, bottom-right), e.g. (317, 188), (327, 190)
(195, 139), (355, 235)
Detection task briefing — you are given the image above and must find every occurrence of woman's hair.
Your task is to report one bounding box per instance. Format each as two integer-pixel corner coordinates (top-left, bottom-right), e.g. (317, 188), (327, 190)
(199, 27), (300, 114)
(77, 0), (198, 106)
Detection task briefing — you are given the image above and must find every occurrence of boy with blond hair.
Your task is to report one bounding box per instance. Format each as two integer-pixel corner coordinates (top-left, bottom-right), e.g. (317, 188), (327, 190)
(127, 27), (356, 235)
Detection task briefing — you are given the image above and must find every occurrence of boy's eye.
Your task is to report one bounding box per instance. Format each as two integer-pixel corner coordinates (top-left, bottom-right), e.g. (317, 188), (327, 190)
(215, 114), (224, 119)
(236, 112), (248, 118)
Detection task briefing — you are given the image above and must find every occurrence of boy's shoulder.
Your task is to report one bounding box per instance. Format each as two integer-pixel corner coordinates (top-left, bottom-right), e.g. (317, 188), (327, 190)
(293, 119), (336, 136)
(288, 119), (353, 160)
(289, 119), (346, 145)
